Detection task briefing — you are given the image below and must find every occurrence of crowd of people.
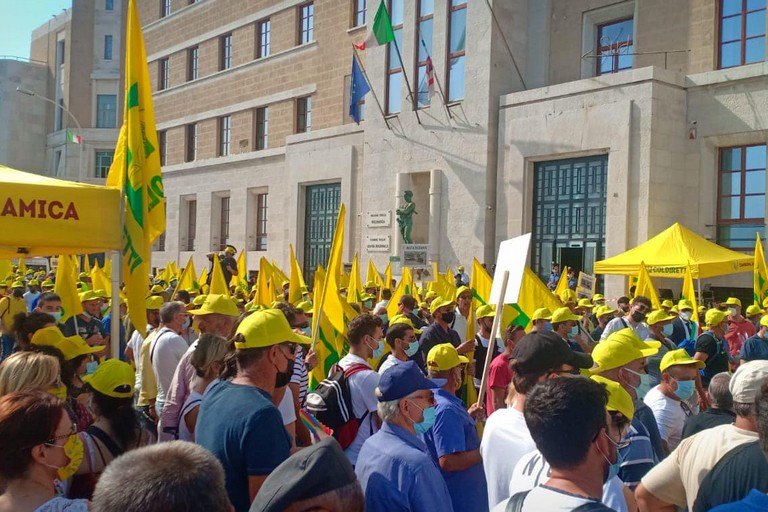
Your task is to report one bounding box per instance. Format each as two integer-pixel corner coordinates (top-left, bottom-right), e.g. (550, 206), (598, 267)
(0, 261), (768, 512)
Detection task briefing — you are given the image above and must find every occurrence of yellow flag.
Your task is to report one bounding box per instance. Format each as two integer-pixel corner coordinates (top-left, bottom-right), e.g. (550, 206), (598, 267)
(316, 204), (357, 335)
(754, 234), (768, 307)
(681, 262), (700, 325)
(103, 258), (112, 279)
(173, 256), (198, 298)
(468, 259), (491, 340)
(83, 256), (92, 275)
(554, 266), (570, 297)
(386, 267), (414, 320)
(198, 266), (208, 290)
(288, 244), (307, 305)
(255, 257), (274, 306)
(55, 255), (83, 322)
(347, 253), (363, 304)
(309, 266), (347, 388)
(18, 258), (26, 276)
(209, 254), (229, 295)
(634, 261), (661, 309)
(366, 259), (383, 289)
(231, 251), (247, 287)
(91, 264), (111, 297)
(271, 261), (289, 288)
(106, 0), (166, 338)
(515, 268), (563, 330)
(383, 262), (392, 296)
(0, 260), (11, 282)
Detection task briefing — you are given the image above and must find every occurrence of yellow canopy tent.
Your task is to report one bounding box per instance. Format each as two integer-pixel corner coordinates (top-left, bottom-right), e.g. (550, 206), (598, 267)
(594, 223), (753, 279)
(0, 165), (121, 258)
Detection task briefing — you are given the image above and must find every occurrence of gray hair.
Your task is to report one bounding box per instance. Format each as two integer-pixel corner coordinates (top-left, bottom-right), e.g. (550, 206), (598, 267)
(159, 301), (184, 324)
(291, 481), (364, 512)
(91, 441), (229, 512)
(708, 372), (734, 410)
(376, 391), (422, 423)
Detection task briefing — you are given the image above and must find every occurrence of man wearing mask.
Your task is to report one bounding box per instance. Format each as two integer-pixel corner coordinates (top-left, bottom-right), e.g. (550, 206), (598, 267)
(0, 280), (26, 360)
(529, 308), (552, 333)
(645, 310), (680, 386)
(22, 279), (41, 311)
(694, 309), (731, 388)
(378, 320), (420, 375)
(150, 302), (191, 418)
(196, 309), (310, 511)
(418, 298), (472, 372)
(551, 307), (593, 353)
(740, 315), (768, 363)
(336, 314), (384, 466)
(744, 304), (762, 331)
(601, 296), (652, 341)
(34, 292), (64, 326)
(670, 299), (698, 348)
(473, 305), (501, 389)
(452, 286), (473, 341)
(62, 291), (108, 354)
(721, 297), (755, 361)
(590, 305), (617, 342)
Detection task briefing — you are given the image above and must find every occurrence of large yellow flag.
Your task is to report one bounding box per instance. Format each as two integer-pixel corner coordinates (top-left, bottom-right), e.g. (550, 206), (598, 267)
(173, 256), (198, 298)
(255, 257), (274, 306)
(90, 263), (111, 297)
(309, 266), (347, 388)
(384, 262), (392, 292)
(17, 258), (27, 276)
(514, 268), (563, 330)
(317, 204), (357, 335)
(681, 262), (700, 325)
(634, 261), (661, 309)
(231, 251), (247, 288)
(754, 234), (768, 307)
(55, 255), (83, 322)
(288, 244), (307, 305)
(366, 259), (384, 289)
(386, 267), (414, 320)
(347, 253), (363, 304)
(209, 255), (229, 295)
(554, 267), (570, 297)
(0, 260), (11, 282)
(106, 0), (165, 338)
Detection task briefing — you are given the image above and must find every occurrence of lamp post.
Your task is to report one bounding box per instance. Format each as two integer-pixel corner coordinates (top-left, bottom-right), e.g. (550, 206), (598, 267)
(16, 86), (84, 179)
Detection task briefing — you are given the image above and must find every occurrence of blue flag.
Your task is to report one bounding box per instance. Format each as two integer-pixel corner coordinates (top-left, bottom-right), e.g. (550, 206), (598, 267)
(349, 54), (370, 124)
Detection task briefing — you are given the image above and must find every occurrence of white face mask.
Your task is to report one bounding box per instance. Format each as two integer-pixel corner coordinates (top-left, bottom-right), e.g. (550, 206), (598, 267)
(679, 311), (692, 321)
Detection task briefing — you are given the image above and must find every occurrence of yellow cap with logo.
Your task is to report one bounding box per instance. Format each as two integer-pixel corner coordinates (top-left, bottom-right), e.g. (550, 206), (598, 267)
(234, 309), (311, 349)
(427, 343), (468, 371)
(705, 308), (728, 327)
(646, 310), (676, 326)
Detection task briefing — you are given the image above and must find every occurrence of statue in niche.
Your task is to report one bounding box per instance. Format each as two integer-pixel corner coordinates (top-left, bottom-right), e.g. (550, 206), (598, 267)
(396, 190), (417, 244)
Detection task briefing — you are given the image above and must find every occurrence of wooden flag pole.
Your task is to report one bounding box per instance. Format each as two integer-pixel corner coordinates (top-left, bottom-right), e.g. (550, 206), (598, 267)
(477, 270), (509, 407)
(351, 44), (390, 131)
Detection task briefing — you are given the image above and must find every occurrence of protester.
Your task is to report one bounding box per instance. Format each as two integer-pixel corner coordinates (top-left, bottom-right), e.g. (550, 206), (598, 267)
(378, 321), (419, 375)
(13, 311), (57, 351)
(590, 304), (617, 342)
(33, 292), (64, 326)
(149, 302), (189, 418)
(745, 304), (762, 331)
(644, 309), (681, 386)
(670, 299), (697, 347)
(551, 307), (592, 353)
(740, 314), (768, 363)
(452, 286), (473, 341)
(576, 298), (596, 332)
(0, 281), (26, 360)
(125, 296), (162, 400)
(354, 360), (454, 511)
(616, 296), (631, 315)
(601, 296), (652, 341)
(0, 391), (87, 512)
(423, 343), (487, 512)
(682, 372), (735, 440)
(529, 308), (552, 333)
(637, 360), (768, 511)
(62, 291), (107, 352)
(419, 298), (473, 370)
(0, 350), (60, 396)
(91, 441), (230, 512)
(178, 334), (228, 442)
(559, 289), (578, 312)
(196, 308), (309, 511)
(396, 295), (427, 331)
(486, 323), (525, 415)
(481, 330), (593, 508)
(722, 297), (756, 360)
(473, 304), (502, 387)
(694, 309), (731, 390)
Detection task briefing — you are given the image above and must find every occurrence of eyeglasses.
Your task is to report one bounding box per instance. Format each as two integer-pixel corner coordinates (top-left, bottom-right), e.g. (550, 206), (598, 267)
(411, 393), (436, 407)
(603, 430), (631, 450)
(279, 342), (298, 356)
(45, 424), (77, 445)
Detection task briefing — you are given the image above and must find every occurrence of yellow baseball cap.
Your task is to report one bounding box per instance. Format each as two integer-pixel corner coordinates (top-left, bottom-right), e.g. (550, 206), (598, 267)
(531, 308), (552, 321)
(150, 284), (164, 294)
(746, 304), (762, 316)
(705, 308), (728, 327)
(760, 315), (768, 328)
(425, 291), (438, 300)
(93, 289), (109, 299)
(28, 279), (39, 286)
(456, 286), (472, 299)
(78, 272), (89, 279)
(592, 294), (605, 303)
(660, 348), (705, 372)
(646, 310), (676, 326)
(722, 297), (742, 307)
(79, 290), (100, 303)
(457, 265), (465, 272)
(551, 307), (581, 323)
(427, 343), (469, 371)
(430, 297), (456, 315)
(475, 304), (495, 320)
(234, 309), (311, 349)
(661, 299), (674, 309)
(225, 245), (237, 254)
(146, 295), (165, 310)
(595, 305), (617, 318)
(191, 294), (207, 306)
(559, 289), (577, 304)
(41, 280), (54, 288)
(83, 360), (135, 398)
(678, 299), (694, 311)
(188, 294), (239, 317)
(577, 298), (594, 309)
(360, 293), (375, 302)
(364, 281), (377, 289)
(11, 280), (24, 289)
(591, 375), (634, 421)
(389, 314), (423, 334)
(590, 328), (659, 373)
(57, 335), (105, 360)
(30, 326), (67, 348)
(296, 301), (313, 314)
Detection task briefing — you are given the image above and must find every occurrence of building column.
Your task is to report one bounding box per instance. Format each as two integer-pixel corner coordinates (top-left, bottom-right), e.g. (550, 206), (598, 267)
(429, 169), (442, 264)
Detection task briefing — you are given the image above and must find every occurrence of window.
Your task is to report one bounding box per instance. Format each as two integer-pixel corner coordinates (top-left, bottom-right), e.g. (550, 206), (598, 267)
(299, 3), (314, 44)
(186, 199), (197, 251)
(256, 193), (268, 251)
(185, 123), (197, 162)
(218, 115), (231, 156)
(56, 39), (65, 66)
(220, 33), (233, 70)
(596, 18), (633, 75)
(719, 0), (766, 69)
(161, 0), (171, 17)
(104, 35), (113, 60)
(96, 94), (117, 128)
(257, 19), (271, 58)
(155, 232), (166, 252)
(159, 58), (170, 90)
(717, 144), (767, 249)
(158, 130), (167, 166)
(106, 0), (114, 10)
(386, 0), (404, 114)
(353, 0), (367, 27)
(255, 107), (268, 150)
(55, 98), (64, 131)
(416, 0), (434, 107)
(219, 196), (231, 251)
(446, 0), (466, 102)
(188, 46), (198, 81)
(94, 151), (114, 179)
(296, 96), (311, 133)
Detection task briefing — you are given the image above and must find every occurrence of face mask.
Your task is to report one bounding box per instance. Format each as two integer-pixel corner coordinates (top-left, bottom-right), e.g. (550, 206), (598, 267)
(623, 367), (652, 400)
(408, 401), (437, 435)
(724, 323), (731, 335)
(47, 385), (67, 400)
(441, 312), (456, 325)
(302, 326), (312, 337)
(496, 337), (506, 352)
(82, 311), (92, 319)
(181, 316), (191, 330)
(364, 300), (373, 309)
(12, 289), (23, 298)
(379, 314), (388, 324)
(50, 311), (63, 323)
(405, 340), (420, 357)
(372, 338), (385, 359)
(727, 307), (737, 317)
(631, 311), (646, 323)
(274, 356), (295, 388)
(569, 325), (580, 337)
(662, 324), (674, 337)
(85, 360), (99, 375)
(597, 435), (623, 483)
(673, 379), (695, 401)
(679, 311), (691, 321)
(100, 303), (109, 313)
(544, 322), (553, 332)
(43, 434), (84, 481)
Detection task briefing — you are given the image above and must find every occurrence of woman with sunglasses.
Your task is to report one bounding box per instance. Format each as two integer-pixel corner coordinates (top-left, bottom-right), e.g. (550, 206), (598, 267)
(0, 391), (87, 512)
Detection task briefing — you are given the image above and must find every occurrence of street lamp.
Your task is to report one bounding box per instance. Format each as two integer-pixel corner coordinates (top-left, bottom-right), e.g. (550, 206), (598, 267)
(16, 86), (84, 179)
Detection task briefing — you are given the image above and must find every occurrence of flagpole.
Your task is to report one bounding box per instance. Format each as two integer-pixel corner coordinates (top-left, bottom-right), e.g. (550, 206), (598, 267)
(477, 271), (509, 407)
(110, 184), (126, 361)
(351, 45), (390, 131)
(391, 37), (421, 124)
(417, 31), (452, 119)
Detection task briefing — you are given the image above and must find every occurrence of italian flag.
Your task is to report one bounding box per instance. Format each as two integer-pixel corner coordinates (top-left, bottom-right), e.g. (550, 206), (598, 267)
(354, 1), (395, 50)
(66, 130), (82, 144)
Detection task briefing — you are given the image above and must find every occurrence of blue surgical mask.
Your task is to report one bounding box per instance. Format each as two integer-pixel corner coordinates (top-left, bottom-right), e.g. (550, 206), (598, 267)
(662, 324), (674, 337)
(410, 401), (437, 435)
(544, 322), (553, 331)
(570, 325), (580, 337)
(302, 326), (312, 337)
(496, 337), (506, 352)
(372, 339), (385, 359)
(600, 436), (625, 482)
(674, 379), (695, 401)
(379, 314), (388, 324)
(623, 367), (653, 400)
(181, 316), (191, 330)
(85, 360), (99, 375)
(51, 311), (63, 323)
(405, 340), (420, 357)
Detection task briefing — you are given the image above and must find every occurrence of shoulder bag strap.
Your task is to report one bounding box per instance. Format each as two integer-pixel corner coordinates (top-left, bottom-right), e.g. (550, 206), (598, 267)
(85, 425), (125, 458)
(506, 490), (531, 512)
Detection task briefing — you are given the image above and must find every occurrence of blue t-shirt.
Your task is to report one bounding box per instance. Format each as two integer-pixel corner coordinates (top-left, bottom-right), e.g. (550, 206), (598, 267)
(101, 313), (126, 362)
(740, 334), (768, 362)
(423, 388), (487, 512)
(710, 490), (768, 512)
(196, 381), (290, 512)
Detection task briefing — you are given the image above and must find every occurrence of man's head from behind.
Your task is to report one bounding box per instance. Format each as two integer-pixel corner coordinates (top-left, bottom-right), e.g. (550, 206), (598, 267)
(729, 360), (768, 423)
(91, 441), (230, 512)
(707, 372), (733, 411)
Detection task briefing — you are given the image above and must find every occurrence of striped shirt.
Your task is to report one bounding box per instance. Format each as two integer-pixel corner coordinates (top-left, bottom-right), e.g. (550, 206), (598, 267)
(618, 412), (658, 489)
(291, 346), (309, 406)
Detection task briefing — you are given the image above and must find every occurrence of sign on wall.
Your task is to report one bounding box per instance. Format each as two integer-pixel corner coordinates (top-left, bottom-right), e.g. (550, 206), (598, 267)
(365, 236), (390, 252)
(365, 210), (391, 228)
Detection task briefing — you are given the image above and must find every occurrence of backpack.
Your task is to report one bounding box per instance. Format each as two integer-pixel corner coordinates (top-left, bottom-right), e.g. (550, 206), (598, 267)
(305, 363), (371, 449)
(506, 490), (614, 512)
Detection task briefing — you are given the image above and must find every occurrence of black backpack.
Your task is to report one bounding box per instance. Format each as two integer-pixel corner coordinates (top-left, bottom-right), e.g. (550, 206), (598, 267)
(305, 363), (370, 449)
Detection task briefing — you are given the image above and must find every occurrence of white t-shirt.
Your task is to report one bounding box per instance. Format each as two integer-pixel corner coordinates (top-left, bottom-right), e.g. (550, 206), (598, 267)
(643, 385), (687, 451)
(277, 386), (297, 426)
(150, 327), (189, 407)
(452, 308), (469, 341)
(480, 406), (536, 509)
(492, 485), (600, 512)
(127, 326), (150, 391)
(337, 353), (380, 465)
(508, 449), (628, 512)
(378, 354), (403, 375)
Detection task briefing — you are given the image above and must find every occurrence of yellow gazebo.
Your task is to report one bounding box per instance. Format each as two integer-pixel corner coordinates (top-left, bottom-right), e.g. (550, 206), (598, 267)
(0, 165), (121, 258)
(594, 223), (753, 279)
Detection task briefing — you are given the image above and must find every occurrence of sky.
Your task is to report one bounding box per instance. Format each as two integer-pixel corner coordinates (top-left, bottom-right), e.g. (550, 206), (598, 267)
(0, 0), (73, 59)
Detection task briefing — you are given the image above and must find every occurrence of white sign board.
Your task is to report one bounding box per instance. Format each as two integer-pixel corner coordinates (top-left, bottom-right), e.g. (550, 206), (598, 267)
(489, 233), (532, 305)
(403, 244), (430, 271)
(365, 210), (391, 228)
(364, 236), (390, 252)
